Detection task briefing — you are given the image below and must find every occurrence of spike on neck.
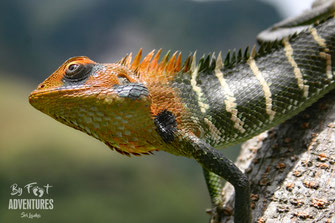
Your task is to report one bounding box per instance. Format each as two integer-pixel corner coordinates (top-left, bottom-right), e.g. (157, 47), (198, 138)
(117, 40), (291, 82)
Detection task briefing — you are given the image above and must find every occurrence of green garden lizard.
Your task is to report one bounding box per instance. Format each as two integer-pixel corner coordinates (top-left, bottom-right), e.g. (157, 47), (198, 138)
(29, 1), (335, 222)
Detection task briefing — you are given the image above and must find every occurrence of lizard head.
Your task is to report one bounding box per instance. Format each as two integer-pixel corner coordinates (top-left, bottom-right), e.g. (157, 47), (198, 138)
(29, 50), (191, 156)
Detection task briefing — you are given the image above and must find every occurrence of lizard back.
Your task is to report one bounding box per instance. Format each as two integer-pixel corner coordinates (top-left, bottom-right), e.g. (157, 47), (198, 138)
(170, 15), (335, 147)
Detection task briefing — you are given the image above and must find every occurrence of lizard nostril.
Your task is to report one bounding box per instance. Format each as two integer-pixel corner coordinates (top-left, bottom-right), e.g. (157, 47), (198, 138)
(40, 84), (45, 89)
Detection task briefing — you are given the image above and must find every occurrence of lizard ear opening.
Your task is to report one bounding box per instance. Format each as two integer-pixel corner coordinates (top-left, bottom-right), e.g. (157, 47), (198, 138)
(117, 74), (131, 85)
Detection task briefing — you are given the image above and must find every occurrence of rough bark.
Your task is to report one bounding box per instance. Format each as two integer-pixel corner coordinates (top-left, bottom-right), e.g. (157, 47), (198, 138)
(220, 91), (335, 223)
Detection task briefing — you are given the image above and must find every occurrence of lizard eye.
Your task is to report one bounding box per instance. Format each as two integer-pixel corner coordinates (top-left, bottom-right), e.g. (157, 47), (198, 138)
(67, 64), (80, 73)
(64, 63), (92, 81)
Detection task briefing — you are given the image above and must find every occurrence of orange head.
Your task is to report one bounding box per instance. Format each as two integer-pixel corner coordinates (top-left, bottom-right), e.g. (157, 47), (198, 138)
(29, 50), (192, 156)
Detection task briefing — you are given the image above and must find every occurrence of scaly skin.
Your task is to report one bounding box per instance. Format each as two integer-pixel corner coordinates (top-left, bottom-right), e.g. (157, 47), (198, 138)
(29, 9), (335, 223)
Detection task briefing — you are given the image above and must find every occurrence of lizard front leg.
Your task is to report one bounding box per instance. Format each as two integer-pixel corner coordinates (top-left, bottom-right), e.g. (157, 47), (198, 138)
(202, 169), (225, 222)
(186, 135), (251, 223)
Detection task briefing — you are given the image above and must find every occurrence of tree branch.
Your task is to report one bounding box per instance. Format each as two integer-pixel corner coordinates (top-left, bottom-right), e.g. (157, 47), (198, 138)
(220, 91), (335, 222)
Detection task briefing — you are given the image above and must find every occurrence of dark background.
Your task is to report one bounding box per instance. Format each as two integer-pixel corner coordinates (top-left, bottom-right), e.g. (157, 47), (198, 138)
(0, 0), (309, 222)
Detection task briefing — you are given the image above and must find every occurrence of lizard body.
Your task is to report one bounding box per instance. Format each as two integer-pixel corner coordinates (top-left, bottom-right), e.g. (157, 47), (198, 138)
(29, 2), (335, 222)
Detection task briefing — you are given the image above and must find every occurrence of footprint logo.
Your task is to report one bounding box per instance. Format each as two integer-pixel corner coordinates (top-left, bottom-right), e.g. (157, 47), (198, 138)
(32, 186), (44, 197)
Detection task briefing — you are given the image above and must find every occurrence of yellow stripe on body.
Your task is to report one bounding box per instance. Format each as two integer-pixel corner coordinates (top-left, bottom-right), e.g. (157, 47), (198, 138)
(309, 26), (327, 48)
(214, 53), (246, 133)
(190, 54), (210, 114)
(247, 58), (276, 121)
(282, 37), (310, 98)
(309, 27), (333, 79)
(204, 117), (222, 142)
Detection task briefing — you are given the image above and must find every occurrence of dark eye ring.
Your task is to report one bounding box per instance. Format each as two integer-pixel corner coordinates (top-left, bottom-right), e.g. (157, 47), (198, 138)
(64, 63), (92, 82)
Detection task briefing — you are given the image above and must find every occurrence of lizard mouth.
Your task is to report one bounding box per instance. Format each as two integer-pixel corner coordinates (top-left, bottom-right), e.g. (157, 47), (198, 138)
(29, 89), (54, 109)
(28, 88), (64, 109)
(28, 86), (93, 107)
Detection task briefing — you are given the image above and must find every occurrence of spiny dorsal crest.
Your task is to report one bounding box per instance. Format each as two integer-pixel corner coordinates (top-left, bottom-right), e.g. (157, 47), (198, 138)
(117, 12), (335, 80)
(119, 49), (185, 82)
(117, 40), (291, 81)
